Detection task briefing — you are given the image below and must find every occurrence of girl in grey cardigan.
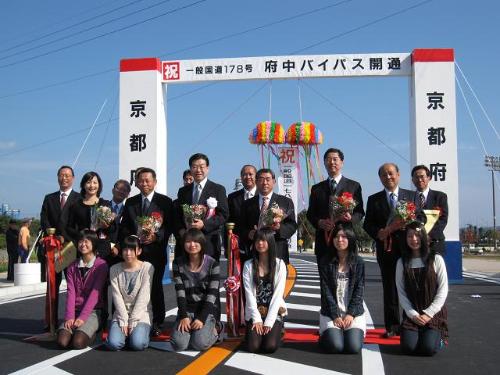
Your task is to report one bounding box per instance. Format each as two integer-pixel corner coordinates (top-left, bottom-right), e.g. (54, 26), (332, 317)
(106, 235), (154, 351)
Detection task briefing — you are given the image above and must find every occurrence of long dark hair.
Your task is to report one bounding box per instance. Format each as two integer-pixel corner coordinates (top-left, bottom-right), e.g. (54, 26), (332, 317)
(252, 229), (278, 290)
(182, 228), (206, 262)
(121, 235), (141, 255)
(328, 224), (358, 267)
(80, 171), (103, 197)
(401, 221), (434, 282)
(77, 229), (98, 254)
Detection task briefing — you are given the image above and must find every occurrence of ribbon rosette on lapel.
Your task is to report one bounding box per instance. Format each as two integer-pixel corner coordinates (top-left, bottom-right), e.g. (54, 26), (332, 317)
(206, 197), (218, 219)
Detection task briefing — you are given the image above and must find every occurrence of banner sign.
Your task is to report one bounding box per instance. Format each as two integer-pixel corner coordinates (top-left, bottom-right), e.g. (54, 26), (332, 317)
(162, 53), (411, 83)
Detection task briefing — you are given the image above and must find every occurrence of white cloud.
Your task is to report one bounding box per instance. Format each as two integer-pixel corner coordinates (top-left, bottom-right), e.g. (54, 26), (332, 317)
(0, 141), (15, 150)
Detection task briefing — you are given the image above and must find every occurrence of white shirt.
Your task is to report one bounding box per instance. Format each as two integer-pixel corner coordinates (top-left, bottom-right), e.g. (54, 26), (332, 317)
(192, 177), (208, 202)
(416, 187), (430, 201)
(258, 192), (273, 210)
(244, 187), (257, 200)
(59, 188), (73, 201)
(328, 174), (342, 186)
(395, 255), (448, 319)
(142, 191), (155, 206)
(385, 186), (400, 206)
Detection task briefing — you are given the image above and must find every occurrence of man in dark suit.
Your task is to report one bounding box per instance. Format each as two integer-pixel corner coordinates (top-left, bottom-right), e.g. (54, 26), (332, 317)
(240, 168), (297, 264)
(119, 168), (174, 336)
(364, 162), (415, 337)
(307, 148), (364, 263)
(175, 153), (229, 261)
(228, 164), (257, 262)
(411, 165), (448, 255)
(40, 165), (79, 330)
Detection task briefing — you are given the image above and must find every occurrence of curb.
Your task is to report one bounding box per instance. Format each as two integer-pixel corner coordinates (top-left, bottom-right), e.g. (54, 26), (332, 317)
(0, 280), (67, 298)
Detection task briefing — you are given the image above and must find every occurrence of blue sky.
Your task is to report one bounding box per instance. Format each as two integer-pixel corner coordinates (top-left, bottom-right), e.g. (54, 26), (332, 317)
(0, 0), (499, 229)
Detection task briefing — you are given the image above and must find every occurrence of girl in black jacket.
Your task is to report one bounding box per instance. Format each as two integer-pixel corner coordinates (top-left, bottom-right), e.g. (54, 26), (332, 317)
(318, 224), (366, 354)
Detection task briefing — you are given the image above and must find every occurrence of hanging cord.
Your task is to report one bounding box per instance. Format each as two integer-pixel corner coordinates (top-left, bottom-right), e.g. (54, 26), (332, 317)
(298, 79), (303, 122)
(72, 99), (107, 169)
(268, 79), (273, 122)
(302, 80), (409, 163)
(94, 77), (119, 169)
(455, 62), (500, 140)
(456, 77), (500, 192)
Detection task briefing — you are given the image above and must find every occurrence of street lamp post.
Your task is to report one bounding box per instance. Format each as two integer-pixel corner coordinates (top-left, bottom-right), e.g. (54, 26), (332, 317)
(484, 155), (500, 251)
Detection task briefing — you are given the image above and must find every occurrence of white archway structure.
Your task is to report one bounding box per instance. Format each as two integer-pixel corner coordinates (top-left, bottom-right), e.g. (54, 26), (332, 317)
(119, 48), (462, 282)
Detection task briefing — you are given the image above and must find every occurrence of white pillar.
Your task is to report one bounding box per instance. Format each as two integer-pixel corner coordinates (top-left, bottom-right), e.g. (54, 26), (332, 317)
(119, 58), (167, 195)
(410, 48), (462, 282)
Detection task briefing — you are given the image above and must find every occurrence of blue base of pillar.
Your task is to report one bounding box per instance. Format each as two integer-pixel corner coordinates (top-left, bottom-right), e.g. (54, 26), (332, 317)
(444, 240), (463, 284)
(162, 246), (172, 285)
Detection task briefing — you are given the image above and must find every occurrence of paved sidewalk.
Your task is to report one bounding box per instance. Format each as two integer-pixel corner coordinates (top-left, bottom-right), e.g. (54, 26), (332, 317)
(0, 271), (66, 301)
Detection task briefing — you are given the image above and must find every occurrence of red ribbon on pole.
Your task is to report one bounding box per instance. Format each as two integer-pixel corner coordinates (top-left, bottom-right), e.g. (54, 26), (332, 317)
(43, 234), (61, 334)
(224, 232), (243, 337)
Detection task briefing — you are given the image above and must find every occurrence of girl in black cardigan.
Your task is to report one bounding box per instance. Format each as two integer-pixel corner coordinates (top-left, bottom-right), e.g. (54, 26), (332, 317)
(318, 224), (366, 354)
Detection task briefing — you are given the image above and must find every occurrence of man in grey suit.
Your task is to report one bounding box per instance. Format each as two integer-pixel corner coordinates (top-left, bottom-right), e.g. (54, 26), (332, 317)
(364, 162), (414, 337)
(307, 148), (364, 263)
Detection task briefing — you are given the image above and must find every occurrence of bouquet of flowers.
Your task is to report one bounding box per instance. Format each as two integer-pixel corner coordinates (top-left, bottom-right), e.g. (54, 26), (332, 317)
(393, 201), (417, 225)
(329, 192), (357, 219)
(182, 204), (207, 226)
(258, 202), (285, 229)
(136, 211), (163, 240)
(384, 200), (417, 252)
(96, 206), (116, 227)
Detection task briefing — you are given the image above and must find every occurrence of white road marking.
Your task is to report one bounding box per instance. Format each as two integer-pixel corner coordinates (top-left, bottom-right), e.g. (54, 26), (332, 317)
(296, 279), (319, 283)
(362, 302), (385, 375)
(286, 302), (320, 312)
(293, 284), (320, 289)
(290, 291), (320, 299)
(225, 351), (350, 374)
(463, 272), (500, 285)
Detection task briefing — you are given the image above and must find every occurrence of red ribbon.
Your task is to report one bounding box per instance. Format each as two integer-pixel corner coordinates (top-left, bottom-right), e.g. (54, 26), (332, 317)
(43, 234), (61, 333)
(225, 232), (243, 337)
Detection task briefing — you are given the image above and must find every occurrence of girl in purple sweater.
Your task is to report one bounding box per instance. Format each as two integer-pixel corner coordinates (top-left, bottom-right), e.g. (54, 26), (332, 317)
(57, 229), (108, 349)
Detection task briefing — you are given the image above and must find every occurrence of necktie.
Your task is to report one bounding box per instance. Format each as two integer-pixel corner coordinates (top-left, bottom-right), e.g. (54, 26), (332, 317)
(330, 179), (338, 194)
(419, 192), (426, 209)
(112, 204), (119, 214)
(261, 196), (269, 212)
(390, 192), (397, 209)
(193, 184), (202, 204)
(142, 198), (150, 214)
(60, 193), (67, 209)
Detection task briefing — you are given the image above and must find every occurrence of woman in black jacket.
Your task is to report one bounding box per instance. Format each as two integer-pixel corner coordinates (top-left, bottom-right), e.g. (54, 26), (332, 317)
(318, 224), (365, 354)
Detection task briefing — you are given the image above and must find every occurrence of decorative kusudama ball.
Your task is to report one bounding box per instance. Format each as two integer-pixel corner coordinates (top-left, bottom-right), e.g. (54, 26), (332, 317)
(285, 121), (323, 145)
(249, 121), (285, 144)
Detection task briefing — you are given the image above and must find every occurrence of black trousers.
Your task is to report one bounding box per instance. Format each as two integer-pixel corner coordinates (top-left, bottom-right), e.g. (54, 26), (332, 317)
(146, 257), (166, 326)
(7, 251), (18, 281)
(377, 253), (400, 331)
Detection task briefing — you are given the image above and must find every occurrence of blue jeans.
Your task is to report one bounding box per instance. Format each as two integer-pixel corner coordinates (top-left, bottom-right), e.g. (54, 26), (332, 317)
(106, 321), (150, 351)
(18, 246), (28, 263)
(401, 327), (441, 356)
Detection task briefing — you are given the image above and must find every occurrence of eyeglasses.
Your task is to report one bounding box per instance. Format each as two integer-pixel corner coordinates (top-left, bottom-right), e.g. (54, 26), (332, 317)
(191, 164), (207, 170)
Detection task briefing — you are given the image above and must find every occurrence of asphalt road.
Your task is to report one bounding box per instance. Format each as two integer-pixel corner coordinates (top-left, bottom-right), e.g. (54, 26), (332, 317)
(1, 253), (499, 375)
